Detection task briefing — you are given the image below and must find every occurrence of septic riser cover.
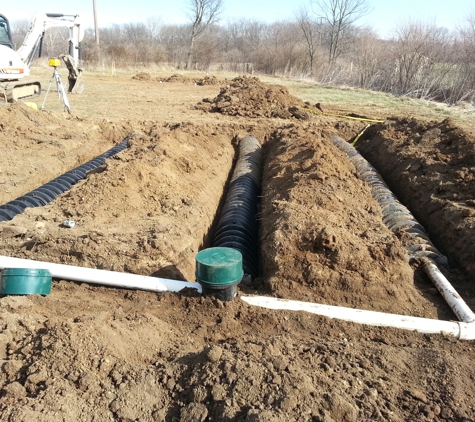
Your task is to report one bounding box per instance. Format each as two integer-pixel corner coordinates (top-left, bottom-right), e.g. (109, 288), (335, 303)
(1, 268), (52, 295)
(195, 247), (243, 286)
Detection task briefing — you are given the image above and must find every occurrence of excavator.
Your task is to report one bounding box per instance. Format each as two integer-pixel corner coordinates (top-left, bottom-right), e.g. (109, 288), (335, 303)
(0, 12), (84, 103)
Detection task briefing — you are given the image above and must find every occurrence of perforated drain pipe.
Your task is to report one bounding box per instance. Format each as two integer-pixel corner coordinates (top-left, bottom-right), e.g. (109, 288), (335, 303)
(0, 255), (202, 294)
(331, 136), (475, 325)
(0, 135), (133, 222)
(2, 255), (473, 339)
(211, 136), (262, 280)
(421, 258), (475, 323)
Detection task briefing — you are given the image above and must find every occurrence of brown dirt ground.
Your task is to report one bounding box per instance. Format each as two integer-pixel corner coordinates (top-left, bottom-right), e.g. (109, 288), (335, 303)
(1, 67), (475, 422)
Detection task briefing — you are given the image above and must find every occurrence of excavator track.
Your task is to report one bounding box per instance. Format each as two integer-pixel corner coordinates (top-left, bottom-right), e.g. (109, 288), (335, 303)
(1, 80), (41, 103)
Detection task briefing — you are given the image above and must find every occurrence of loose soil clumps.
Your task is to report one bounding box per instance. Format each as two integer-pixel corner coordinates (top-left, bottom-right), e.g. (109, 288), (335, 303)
(197, 75), (315, 119)
(158, 74), (221, 86)
(161, 74), (196, 84)
(131, 72), (152, 81)
(259, 124), (434, 317)
(195, 75), (220, 86)
(1, 286), (473, 422)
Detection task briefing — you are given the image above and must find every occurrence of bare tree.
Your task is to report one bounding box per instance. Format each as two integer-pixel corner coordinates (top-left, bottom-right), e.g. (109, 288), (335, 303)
(147, 17), (163, 41)
(260, 21), (300, 76)
(296, 7), (324, 75)
(221, 19), (264, 72)
(185, 0), (223, 69)
(160, 24), (190, 67)
(350, 27), (386, 89)
(390, 21), (450, 98)
(10, 19), (30, 49)
(311, 0), (369, 64)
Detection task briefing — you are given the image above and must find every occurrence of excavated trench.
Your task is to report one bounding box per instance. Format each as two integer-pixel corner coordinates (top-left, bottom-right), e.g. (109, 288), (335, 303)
(0, 136), (132, 222)
(355, 120), (475, 308)
(3, 76), (475, 422)
(0, 119), (473, 319)
(1, 79), (467, 315)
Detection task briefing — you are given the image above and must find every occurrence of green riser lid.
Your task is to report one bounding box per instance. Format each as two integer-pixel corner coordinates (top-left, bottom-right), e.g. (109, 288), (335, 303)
(195, 247), (243, 287)
(1, 268), (52, 295)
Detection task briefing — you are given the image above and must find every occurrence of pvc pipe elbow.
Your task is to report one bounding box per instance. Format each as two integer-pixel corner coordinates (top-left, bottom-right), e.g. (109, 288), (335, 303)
(457, 322), (475, 341)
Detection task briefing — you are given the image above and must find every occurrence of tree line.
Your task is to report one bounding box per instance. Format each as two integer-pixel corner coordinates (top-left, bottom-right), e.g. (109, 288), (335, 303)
(9, 1), (475, 106)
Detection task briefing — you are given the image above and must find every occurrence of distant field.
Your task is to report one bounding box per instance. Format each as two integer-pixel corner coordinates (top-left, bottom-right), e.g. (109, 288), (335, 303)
(26, 62), (475, 126)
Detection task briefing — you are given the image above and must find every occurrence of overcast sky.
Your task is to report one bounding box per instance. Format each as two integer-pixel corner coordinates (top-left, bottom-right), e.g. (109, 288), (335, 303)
(2, 0), (474, 38)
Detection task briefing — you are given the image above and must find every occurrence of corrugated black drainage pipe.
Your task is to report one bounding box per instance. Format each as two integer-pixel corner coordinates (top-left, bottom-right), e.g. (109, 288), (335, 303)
(0, 134), (134, 222)
(331, 136), (447, 267)
(211, 136), (262, 284)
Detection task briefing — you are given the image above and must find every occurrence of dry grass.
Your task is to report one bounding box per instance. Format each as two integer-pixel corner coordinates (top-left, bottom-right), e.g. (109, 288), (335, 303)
(257, 75), (475, 125)
(22, 63), (475, 127)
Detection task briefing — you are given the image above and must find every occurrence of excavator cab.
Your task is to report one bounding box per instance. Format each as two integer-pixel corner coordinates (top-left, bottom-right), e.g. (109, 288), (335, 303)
(0, 14), (13, 49)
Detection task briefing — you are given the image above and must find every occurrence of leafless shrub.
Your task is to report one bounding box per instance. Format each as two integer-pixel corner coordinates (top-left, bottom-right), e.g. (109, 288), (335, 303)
(7, 6), (475, 106)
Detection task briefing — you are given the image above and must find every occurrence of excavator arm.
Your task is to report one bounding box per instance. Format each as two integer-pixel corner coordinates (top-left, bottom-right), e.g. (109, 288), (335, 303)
(17, 13), (83, 66)
(16, 13), (84, 93)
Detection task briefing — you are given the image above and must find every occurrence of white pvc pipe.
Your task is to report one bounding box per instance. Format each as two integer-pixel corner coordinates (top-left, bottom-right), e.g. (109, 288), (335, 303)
(421, 258), (475, 323)
(241, 296), (475, 340)
(0, 255), (202, 294)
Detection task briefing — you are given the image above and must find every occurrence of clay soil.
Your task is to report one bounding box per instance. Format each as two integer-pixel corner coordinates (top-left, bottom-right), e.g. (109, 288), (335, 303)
(1, 69), (475, 421)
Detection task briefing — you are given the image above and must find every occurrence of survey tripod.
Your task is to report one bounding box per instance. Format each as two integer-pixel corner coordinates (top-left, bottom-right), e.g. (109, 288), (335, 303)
(41, 58), (71, 114)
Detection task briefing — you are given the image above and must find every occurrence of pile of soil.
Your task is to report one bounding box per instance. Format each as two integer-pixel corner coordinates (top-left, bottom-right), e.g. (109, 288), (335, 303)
(131, 73), (152, 81)
(196, 76), (315, 119)
(161, 74), (196, 84)
(260, 124), (430, 317)
(195, 76), (220, 86)
(159, 74), (221, 87)
(1, 70), (475, 421)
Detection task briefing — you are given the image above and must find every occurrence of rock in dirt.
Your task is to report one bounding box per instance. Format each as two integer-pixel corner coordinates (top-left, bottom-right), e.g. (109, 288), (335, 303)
(324, 393), (358, 422)
(205, 345), (223, 363)
(180, 402), (208, 422)
(1, 226), (27, 237)
(406, 389), (428, 403)
(2, 382), (27, 398)
(190, 385), (208, 403)
(246, 409), (284, 421)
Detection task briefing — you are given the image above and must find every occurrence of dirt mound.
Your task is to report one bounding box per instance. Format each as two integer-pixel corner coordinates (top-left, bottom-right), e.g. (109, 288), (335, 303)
(195, 75), (220, 86)
(156, 74), (221, 86)
(161, 74), (196, 84)
(196, 76), (315, 119)
(259, 124), (433, 316)
(131, 72), (152, 81)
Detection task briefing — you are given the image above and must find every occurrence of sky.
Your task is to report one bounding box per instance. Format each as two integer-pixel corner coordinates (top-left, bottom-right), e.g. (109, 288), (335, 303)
(1, 0), (474, 38)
